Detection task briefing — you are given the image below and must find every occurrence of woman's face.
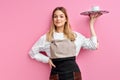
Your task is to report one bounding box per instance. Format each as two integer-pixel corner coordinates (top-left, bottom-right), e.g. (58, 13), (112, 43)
(53, 10), (67, 28)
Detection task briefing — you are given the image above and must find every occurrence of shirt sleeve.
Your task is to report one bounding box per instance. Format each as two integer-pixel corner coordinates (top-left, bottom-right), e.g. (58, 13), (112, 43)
(75, 31), (98, 51)
(81, 35), (98, 50)
(29, 34), (49, 63)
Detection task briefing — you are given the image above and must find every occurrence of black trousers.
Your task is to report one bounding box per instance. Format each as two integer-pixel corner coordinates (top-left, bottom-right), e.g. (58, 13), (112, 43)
(50, 56), (82, 80)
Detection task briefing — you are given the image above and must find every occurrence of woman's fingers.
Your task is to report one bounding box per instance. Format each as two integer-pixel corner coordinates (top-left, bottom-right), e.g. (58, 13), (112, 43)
(51, 62), (56, 68)
(89, 12), (102, 19)
(48, 59), (56, 68)
(89, 12), (102, 23)
(95, 13), (102, 18)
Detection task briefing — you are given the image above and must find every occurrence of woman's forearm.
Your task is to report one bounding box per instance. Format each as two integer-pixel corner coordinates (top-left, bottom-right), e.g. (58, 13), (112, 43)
(89, 17), (99, 49)
(90, 21), (97, 36)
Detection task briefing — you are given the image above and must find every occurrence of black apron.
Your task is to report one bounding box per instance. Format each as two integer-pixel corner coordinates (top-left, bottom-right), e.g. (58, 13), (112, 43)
(49, 39), (82, 80)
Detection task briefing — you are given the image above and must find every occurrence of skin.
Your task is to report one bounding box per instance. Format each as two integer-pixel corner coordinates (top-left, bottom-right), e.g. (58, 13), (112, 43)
(53, 10), (67, 33)
(48, 10), (101, 68)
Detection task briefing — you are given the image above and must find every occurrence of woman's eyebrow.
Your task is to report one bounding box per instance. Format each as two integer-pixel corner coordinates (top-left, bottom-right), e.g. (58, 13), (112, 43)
(54, 13), (64, 16)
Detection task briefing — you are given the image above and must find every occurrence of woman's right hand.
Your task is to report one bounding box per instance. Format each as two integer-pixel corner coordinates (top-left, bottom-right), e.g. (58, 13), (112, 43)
(48, 59), (56, 68)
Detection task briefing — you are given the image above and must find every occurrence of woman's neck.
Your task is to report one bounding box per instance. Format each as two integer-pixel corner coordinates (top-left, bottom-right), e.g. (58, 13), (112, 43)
(56, 27), (64, 33)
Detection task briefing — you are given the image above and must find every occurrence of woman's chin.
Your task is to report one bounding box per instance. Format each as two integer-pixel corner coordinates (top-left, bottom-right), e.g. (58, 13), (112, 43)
(55, 25), (64, 28)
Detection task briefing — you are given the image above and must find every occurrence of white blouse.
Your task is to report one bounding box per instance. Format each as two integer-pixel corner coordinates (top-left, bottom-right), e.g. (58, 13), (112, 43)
(29, 31), (98, 63)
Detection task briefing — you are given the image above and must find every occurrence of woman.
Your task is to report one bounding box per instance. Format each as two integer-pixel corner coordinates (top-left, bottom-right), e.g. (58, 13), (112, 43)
(29, 7), (100, 80)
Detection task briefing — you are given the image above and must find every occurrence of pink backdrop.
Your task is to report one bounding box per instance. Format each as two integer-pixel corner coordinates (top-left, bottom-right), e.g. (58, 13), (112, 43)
(0, 0), (120, 80)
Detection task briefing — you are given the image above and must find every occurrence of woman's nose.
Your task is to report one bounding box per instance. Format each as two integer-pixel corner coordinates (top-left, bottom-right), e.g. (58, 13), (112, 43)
(57, 17), (61, 20)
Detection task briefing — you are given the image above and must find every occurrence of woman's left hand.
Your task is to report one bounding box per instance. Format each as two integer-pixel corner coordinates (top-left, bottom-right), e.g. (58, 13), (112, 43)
(89, 12), (102, 36)
(89, 13), (102, 23)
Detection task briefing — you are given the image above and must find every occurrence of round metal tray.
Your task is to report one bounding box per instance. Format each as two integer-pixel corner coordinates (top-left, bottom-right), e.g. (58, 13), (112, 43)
(80, 10), (109, 16)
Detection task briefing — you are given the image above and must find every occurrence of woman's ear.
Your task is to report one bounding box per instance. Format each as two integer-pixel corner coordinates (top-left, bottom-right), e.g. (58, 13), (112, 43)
(65, 19), (67, 22)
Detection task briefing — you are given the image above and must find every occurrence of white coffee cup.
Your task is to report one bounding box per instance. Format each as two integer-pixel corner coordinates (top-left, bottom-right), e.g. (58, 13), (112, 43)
(91, 6), (100, 11)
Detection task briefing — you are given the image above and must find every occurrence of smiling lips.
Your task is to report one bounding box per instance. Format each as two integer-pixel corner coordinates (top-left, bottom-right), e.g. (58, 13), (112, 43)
(56, 22), (61, 24)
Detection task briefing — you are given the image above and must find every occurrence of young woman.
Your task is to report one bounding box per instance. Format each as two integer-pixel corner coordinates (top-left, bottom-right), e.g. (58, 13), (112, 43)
(29, 7), (100, 80)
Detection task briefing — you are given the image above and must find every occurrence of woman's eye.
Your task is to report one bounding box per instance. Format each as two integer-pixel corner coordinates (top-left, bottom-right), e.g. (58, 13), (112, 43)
(53, 15), (64, 18)
(54, 16), (57, 18)
(60, 16), (64, 18)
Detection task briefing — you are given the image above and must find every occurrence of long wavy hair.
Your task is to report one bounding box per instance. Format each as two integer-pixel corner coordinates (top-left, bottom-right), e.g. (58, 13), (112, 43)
(46, 7), (76, 42)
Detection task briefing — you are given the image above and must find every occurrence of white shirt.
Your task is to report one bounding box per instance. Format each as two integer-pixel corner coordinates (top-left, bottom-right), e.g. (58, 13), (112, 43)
(29, 31), (98, 63)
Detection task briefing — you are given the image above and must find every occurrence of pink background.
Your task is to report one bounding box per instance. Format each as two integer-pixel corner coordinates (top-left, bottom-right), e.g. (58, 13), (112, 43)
(0, 0), (120, 80)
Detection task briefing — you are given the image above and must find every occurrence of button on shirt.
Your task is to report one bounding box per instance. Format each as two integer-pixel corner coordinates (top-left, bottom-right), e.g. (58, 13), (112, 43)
(29, 31), (98, 63)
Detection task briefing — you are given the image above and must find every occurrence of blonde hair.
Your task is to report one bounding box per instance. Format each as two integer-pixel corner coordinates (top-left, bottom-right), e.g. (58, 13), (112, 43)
(46, 7), (76, 42)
